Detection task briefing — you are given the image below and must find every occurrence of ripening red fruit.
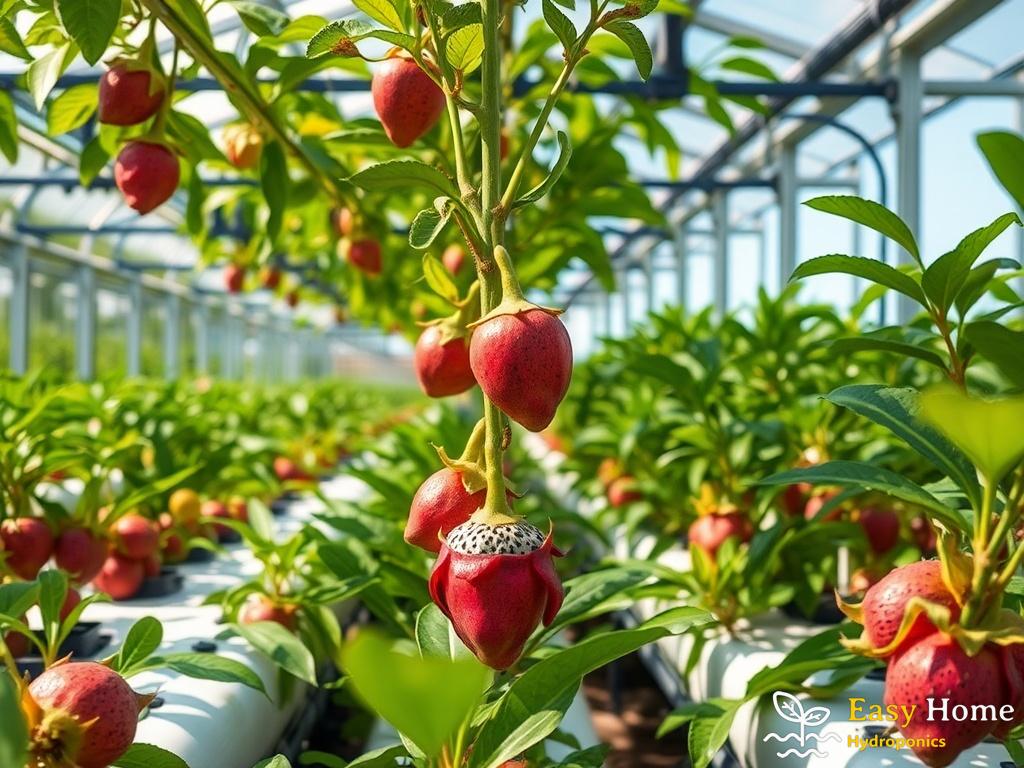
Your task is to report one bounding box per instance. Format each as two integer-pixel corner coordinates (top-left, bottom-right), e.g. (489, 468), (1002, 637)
(112, 514), (159, 560)
(414, 326), (476, 398)
(606, 476), (642, 508)
(92, 553), (145, 600)
(259, 266), (281, 290)
(114, 141), (180, 214)
(223, 122), (262, 169)
(141, 553), (162, 579)
(227, 496), (248, 524)
(238, 596), (297, 630)
(60, 587), (81, 621)
(858, 507), (900, 554)
(1, 517), (54, 580)
(597, 458), (622, 488)
(202, 500), (232, 540)
(430, 520), (563, 669)
(54, 528), (109, 585)
(781, 482), (811, 516)
(27, 661), (148, 768)
(224, 263), (246, 293)
(274, 456), (313, 483)
(442, 244), (466, 275)
(406, 468), (485, 553)
(996, 644), (1024, 739)
(469, 309), (572, 432)
(346, 238), (382, 276)
(860, 560), (960, 657)
(884, 635), (1005, 767)
(98, 63), (164, 126)
(372, 57), (445, 148)
(687, 513), (752, 559)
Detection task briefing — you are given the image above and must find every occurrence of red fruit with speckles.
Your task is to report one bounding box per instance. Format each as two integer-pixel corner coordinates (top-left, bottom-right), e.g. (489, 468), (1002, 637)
(861, 560), (960, 657)
(607, 476), (642, 508)
(469, 309), (572, 432)
(443, 244), (466, 275)
(92, 553), (145, 600)
(884, 635), (1005, 767)
(225, 263), (246, 293)
(114, 141), (180, 214)
(28, 661), (148, 768)
(54, 527), (109, 585)
(345, 238), (382, 276)
(859, 507), (900, 554)
(687, 513), (752, 559)
(372, 57), (445, 148)
(414, 325), (476, 398)
(113, 514), (159, 560)
(98, 63), (164, 126)
(239, 596), (297, 630)
(1, 517), (54, 580)
(406, 469), (485, 553)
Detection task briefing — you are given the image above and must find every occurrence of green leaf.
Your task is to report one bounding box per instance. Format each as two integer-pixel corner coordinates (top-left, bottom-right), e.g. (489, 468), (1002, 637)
(46, 82), (97, 135)
(955, 258), (1018, 317)
(441, 3), (480, 34)
(230, 1), (290, 36)
(921, 385), (1024, 485)
(468, 608), (714, 768)
(718, 55), (776, 81)
(977, 131), (1024, 212)
(605, 21), (652, 80)
(186, 170), (205, 235)
(0, 672), (27, 768)
(415, 602), (471, 661)
(921, 212), (1021, 313)
(408, 202), (453, 250)
(55, 0), (118, 64)
(421, 253), (459, 301)
(147, 652), (268, 697)
(353, 0), (404, 32)
(261, 141), (289, 244)
(305, 19), (376, 57)
(537, 566), (656, 642)
(112, 743), (190, 768)
(342, 631), (489, 758)
(804, 196), (921, 266)
(0, 89), (17, 164)
(512, 131), (572, 210)
(27, 42), (73, 110)
(760, 461), (967, 534)
(688, 700), (741, 768)
(0, 15), (32, 60)
(116, 616), (163, 674)
(228, 621), (317, 685)
(790, 254), (926, 307)
(345, 745), (408, 767)
(964, 321), (1024, 388)
(0, 581), (40, 618)
(254, 757), (291, 768)
(542, 0), (576, 52)
(79, 136), (109, 187)
(446, 24), (484, 73)
(349, 160), (458, 197)
(825, 385), (980, 505)
(829, 334), (947, 370)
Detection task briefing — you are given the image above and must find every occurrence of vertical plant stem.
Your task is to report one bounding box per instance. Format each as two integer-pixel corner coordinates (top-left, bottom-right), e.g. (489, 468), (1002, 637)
(962, 479), (998, 627)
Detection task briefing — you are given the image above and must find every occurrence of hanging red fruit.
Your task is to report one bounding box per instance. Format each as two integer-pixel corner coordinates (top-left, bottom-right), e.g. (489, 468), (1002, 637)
(224, 263), (246, 293)
(414, 324), (475, 397)
(371, 56), (445, 148)
(114, 141), (180, 214)
(97, 61), (165, 126)
(344, 237), (382, 275)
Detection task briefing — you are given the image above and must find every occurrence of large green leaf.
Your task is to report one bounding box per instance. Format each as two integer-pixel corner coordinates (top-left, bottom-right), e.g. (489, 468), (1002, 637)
(760, 461), (967, 534)
(964, 321), (1024, 389)
(27, 42), (73, 110)
(0, 15), (31, 60)
(55, 0), (119, 64)
(115, 616), (164, 675)
(352, 0), (404, 32)
(605, 21), (652, 79)
(804, 196), (920, 265)
(468, 607), (714, 768)
(145, 652), (269, 697)
(342, 631), (488, 758)
(790, 255), (926, 307)
(828, 334), (946, 370)
(826, 385), (980, 505)
(47, 82), (98, 135)
(349, 160), (458, 197)
(0, 89), (17, 164)
(977, 131), (1024, 212)
(227, 621), (317, 685)
(920, 385), (1024, 485)
(260, 141), (289, 244)
(112, 744), (190, 768)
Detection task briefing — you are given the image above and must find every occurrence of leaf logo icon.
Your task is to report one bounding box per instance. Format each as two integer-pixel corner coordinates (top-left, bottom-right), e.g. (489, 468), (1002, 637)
(803, 706), (830, 727)
(773, 691), (805, 724)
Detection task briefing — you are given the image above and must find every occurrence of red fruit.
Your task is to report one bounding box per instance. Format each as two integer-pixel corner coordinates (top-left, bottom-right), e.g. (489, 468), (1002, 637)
(858, 507), (900, 554)
(92, 553), (145, 600)
(28, 661), (147, 768)
(406, 469), (485, 553)
(414, 326), (476, 398)
(98, 63), (164, 126)
(371, 57), (445, 148)
(781, 482), (811, 516)
(597, 458), (622, 488)
(54, 527), (108, 585)
(60, 587), (81, 621)
(606, 476), (642, 508)
(274, 456), (313, 483)
(912, 515), (938, 555)
(114, 141), (180, 214)
(804, 491), (840, 521)
(202, 499), (232, 540)
(346, 238), (382, 276)
(223, 122), (262, 169)
(224, 263), (246, 293)
(885, 635), (1005, 767)
(141, 554), (162, 579)
(259, 267), (281, 290)
(687, 513), (752, 559)
(162, 530), (186, 563)
(227, 497), (249, 523)
(996, 644), (1024, 739)
(113, 514), (159, 560)
(861, 560), (960, 657)
(429, 520), (563, 670)
(469, 309), (572, 432)
(238, 597), (297, 630)
(443, 245), (466, 275)
(4, 628), (29, 658)
(1, 517), (54, 580)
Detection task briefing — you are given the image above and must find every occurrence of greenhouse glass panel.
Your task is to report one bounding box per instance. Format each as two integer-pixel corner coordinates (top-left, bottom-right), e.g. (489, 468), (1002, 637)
(96, 278), (129, 379)
(141, 289), (166, 378)
(27, 256), (76, 375)
(0, 261), (10, 367)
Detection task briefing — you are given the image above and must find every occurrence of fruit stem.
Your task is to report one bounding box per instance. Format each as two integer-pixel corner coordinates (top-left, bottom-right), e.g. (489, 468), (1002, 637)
(492, 245), (525, 303)
(962, 479), (999, 628)
(457, 419), (487, 465)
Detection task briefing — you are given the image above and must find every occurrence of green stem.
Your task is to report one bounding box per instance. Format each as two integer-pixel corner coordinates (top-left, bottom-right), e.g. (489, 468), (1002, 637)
(962, 479), (998, 628)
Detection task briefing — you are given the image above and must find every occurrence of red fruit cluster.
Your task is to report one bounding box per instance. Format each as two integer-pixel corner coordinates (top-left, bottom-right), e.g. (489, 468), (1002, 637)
(114, 141), (180, 214)
(371, 57), (445, 148)
(54, 527), (109, 585)
(92, 514), (160, 600)
(414, 325), (476, 398)
(1, 517), (54, 580)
